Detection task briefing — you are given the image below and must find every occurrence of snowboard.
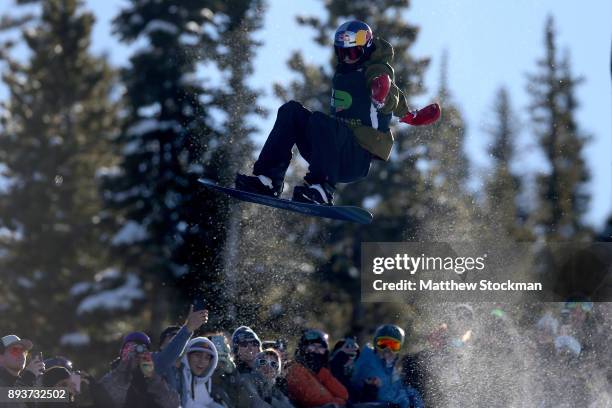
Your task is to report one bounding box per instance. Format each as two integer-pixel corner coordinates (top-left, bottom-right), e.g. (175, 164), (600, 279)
(198, 178), (373, 225)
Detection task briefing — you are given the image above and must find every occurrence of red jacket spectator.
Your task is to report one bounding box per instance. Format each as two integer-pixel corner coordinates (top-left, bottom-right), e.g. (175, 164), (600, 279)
(286, 361), (348, 407)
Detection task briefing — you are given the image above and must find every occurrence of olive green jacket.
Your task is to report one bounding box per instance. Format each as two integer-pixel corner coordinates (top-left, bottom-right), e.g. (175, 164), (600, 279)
(349, 37), (410, 161)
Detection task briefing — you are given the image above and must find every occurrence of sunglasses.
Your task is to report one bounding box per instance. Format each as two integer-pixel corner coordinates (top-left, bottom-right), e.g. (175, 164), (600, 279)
(238, 340), (260, 348)
(256, 358), (279, 369)
(376, 338), (401, 353)
(565, 302), (593, 312)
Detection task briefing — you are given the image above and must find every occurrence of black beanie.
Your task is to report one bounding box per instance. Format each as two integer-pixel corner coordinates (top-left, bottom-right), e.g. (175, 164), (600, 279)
(43, 366), (71, 387)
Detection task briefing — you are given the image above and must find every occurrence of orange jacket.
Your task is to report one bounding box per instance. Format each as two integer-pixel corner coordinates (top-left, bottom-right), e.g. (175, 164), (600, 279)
(286, 362), (348, 407)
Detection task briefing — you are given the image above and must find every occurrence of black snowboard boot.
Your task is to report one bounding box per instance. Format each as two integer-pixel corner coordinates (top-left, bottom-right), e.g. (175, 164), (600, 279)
(292, 181), (335, 205)
(235, 174), (283, 197)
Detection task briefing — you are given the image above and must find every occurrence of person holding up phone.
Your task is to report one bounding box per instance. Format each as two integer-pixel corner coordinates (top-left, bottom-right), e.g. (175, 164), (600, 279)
(329, 337), (360, 398)
(154, 303), (209, 391)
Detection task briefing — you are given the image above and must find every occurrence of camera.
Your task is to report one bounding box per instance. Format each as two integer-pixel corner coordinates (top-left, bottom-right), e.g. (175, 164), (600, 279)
(134, 344), (147, 354)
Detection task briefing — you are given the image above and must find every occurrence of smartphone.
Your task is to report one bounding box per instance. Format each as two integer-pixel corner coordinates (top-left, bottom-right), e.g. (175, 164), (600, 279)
(34, 352), (44, 375)
(193, 298), (207, 312)
(210, 335), (227, 354)
(69, 372), (81, 394)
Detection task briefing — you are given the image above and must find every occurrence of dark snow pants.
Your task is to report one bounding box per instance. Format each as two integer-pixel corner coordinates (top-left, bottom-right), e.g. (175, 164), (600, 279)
(253, 100), (372, 187)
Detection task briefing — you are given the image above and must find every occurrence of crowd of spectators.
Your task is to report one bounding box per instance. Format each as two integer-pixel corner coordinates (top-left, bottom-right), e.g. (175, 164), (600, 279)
(1, 301), (609, 407)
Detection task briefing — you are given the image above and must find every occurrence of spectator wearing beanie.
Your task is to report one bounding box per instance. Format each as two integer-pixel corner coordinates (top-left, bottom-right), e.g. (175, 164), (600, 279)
(42, 366), (77, 407)
(42, 356), (111, 408)
(286, 329), (348, 407)
(97, 331), (179, 408)
(231, 326), (262, 374)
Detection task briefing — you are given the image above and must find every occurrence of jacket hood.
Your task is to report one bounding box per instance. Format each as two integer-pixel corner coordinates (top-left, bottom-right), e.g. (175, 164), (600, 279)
(180, 337), (218, 407)
(181, 337), (218, 381)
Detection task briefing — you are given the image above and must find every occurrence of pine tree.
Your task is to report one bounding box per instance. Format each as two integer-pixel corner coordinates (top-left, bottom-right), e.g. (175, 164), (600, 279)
(0, 0), (117, 355)
(194, 0), (266, 329)
(527, 16), (591, 240)
(102, 0), (226, 335)
(484, 87), (528, 239)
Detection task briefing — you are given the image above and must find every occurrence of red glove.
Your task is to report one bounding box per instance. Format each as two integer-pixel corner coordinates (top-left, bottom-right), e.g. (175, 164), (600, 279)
(371, 74), (391, 109)
(400, 103), (441, 126)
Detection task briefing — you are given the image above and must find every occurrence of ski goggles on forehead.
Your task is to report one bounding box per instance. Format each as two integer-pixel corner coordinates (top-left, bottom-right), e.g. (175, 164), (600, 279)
(565, 301), (593, 312)
(376, 337), (401, 352)
(256, 358), (279, 369)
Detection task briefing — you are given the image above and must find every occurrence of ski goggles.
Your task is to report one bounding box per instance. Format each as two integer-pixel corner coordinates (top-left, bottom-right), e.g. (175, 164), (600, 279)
(375, 337), (401, 352)
(256, 358), (279, 369)
(335, 45), (365, 62)
(564, 301), (593, 312)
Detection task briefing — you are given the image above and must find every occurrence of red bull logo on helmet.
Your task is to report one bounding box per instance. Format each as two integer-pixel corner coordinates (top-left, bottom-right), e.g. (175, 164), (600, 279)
(336, 29), (371, 48)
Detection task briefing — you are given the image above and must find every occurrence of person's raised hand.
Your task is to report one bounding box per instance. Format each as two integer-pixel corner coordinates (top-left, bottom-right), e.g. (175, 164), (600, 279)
(186, 305), (209, 332)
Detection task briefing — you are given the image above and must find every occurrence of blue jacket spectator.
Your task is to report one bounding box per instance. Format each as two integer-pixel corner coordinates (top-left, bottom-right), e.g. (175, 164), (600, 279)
(154, 306), (209, 390)
(154, 325), (192, 390)
(351, 325), (424, 408)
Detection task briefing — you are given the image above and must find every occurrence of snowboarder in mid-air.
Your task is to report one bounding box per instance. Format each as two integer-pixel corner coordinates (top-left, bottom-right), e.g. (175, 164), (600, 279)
(235, 20), (441, 206)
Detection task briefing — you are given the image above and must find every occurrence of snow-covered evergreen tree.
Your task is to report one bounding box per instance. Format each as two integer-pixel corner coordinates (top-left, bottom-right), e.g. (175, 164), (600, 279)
(102, 0), (226, 335)
(0, 0), (117, 354)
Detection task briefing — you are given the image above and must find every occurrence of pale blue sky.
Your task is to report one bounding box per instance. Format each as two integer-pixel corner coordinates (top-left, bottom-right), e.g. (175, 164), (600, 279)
(1, 0), (610, 228)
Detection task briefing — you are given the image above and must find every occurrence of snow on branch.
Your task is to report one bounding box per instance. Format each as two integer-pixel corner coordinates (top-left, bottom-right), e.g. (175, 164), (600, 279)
(76, 273), (144, 315)
(111, 221), (148, 246)
(126, 119), (182, 137)
(142, 19), (179, 36)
